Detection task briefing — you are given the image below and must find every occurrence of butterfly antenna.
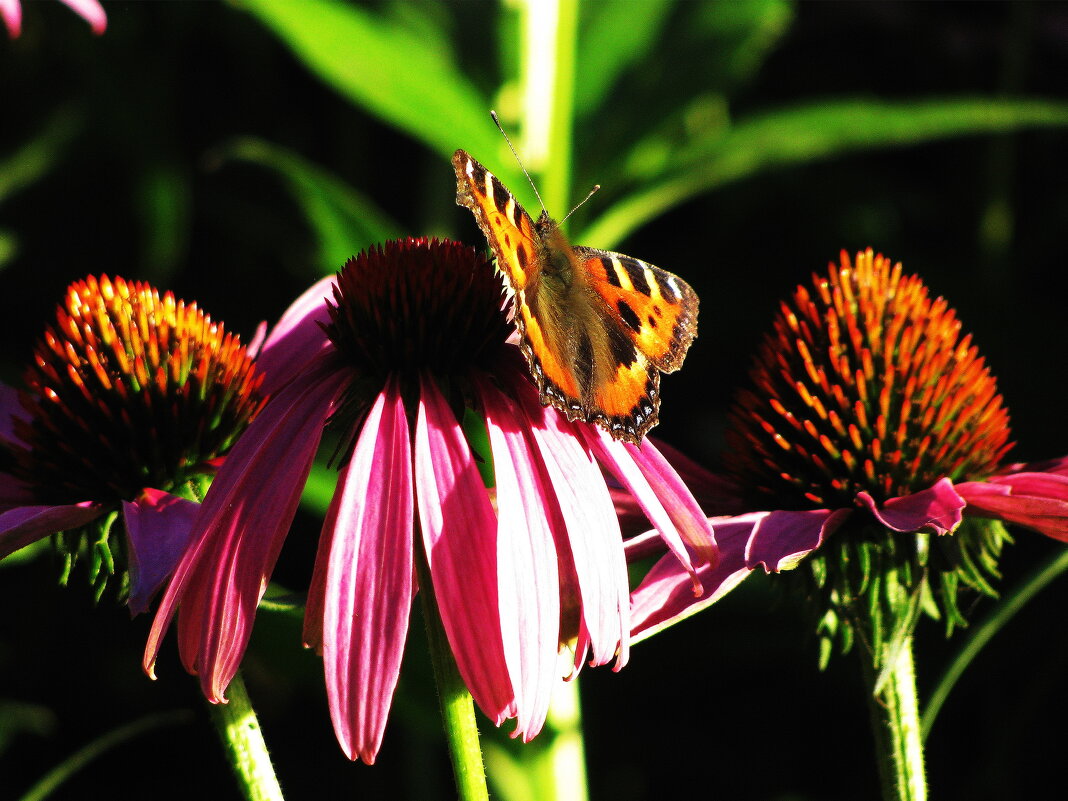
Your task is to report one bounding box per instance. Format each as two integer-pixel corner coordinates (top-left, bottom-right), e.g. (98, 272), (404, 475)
(560, 184), (600, 226)
(490, 110), (548, 216)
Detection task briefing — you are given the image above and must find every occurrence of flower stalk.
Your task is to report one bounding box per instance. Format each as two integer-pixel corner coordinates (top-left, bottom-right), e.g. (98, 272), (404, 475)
(206, 671), (285, 801)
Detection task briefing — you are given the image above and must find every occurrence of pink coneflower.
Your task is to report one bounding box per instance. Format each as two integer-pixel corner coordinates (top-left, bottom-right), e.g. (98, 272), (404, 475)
(144, 238), (716, 763)
(631, 249), (1068, 644)
(0, 275), (264, 612)
(0, 0), (106, 37)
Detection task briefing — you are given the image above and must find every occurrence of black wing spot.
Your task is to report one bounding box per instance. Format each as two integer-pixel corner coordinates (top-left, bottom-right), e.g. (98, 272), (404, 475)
(623, 259), (651, 297)
(607, 326), (638, 370)
(492, 178), (510, 216)
(654, 272), (678, 300)
(516, 245), (527, 270)
(469, 161), (488, 185)
(647, 315), (658, 329)
(617, 300), (642, 333)
(602, 257), (622, 288)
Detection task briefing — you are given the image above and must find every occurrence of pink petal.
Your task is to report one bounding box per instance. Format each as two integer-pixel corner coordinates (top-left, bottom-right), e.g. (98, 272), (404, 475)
(646, 437), (748, 516)
(319, 383), (414, 763)
(1, 0), (21, 37)
(414, 375), (515, 726)
(122, 489), (200, 617)
(508, 375), (629, 671)
(58, 0), (106, 34)
(144, 353), (347, 699)
(630, 515), (758, 643)
(856, 478), (966, 536)
(481, 382), (560, 741)
(957, 472), (1068, 541)
(583, 430), (715, 594)
(745, 508), (851, 572)
(0, 501), (102, 560)
(254, 276), (336, 396)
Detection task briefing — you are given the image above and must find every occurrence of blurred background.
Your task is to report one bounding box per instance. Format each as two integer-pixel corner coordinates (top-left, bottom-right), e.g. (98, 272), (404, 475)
(2, 1), (1067, 799)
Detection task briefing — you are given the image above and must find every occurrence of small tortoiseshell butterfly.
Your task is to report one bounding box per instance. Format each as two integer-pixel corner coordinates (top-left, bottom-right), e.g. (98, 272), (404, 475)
(453, 149), (699, 444)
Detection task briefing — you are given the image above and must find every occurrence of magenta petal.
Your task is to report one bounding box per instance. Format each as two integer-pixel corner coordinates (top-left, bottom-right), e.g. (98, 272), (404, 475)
(481, 383), (560, 741)
(59, 0), (106, 34)
(123, 489), (200, 616)
(509, 378), (629, 671)
(0, 501), (102, 560)
(144, 353), (347, 698)
(414, 375), (515, 725)
(254, 276), (336, 395)
(957, 472), (1068, 541)
(320, 384), (414, 764)
(745, 508), (851, 572)
(857, 478), (965, 536)
(630, 515), (757, 643)
(1, 0), (21, 37)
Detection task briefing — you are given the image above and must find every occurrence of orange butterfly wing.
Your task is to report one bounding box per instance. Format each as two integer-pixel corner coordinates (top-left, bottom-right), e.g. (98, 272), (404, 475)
(453, 149), (699, 444)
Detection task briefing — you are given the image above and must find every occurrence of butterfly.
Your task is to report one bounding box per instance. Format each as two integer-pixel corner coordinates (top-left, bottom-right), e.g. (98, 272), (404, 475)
(453, 149), (699, 444)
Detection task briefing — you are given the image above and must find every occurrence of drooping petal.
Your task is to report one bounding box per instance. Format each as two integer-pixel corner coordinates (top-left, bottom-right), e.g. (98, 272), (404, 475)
(481, 382), (560, 740)
(630, 515), (757, 643)
(856, 478), (966, 536)
(957, 472), (1068, 541)
(123, 489), (200, 616)
(58, 0), (106, 34)
(414, 375), (514, 725)
(319, 383), (414, 764)
(583, 429), (715, 594)
(508, 375), (629, 671)
(0, 501), (102, 560)
(254, 276), (336, 395)
(1, 0), (21, 37)
(745, 508), (852, 571)
(144, 352), (347, 700)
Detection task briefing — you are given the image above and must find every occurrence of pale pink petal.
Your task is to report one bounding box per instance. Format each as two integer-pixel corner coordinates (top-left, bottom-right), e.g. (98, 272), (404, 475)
(582, 430), (712, 594)
(245, 321), (268, 359)
(58, 0), (106, 34)
(481, 382), (560, 741)
(144, 353), (347, 698)
(0, 501), (102, 559)
(255, 276), (336, 395)
(508, 375), (629, 671)
(123, 489), (200, 617)
(630, 515), (757, 643)
(646, 437), (748, 516)
(1, 0), (21, 37)
(414, 375), (514, 725)
(320, 383), (414, 764)
(857, 478), (965, 536)
(745, 508), (851, 572)
(957, 472), (1068, 541)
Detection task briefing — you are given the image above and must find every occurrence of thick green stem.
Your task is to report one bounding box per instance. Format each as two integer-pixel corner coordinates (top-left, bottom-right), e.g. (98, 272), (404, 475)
(417, 555), (490, 801)
(862, 635), (926, 801)
(206, 671), (285, 801)
(543, 679), (589, 801)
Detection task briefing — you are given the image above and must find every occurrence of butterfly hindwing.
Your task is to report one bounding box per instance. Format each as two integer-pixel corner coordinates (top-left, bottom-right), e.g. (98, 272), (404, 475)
(453, 148), (699, 444)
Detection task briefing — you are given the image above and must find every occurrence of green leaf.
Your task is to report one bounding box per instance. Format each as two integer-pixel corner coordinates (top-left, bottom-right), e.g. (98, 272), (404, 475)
(582, 97), (1068, 248)
(301, 459), (338, 515)
(574, 0), (675, 114)
(216, 136), (403, 274)
(237, 0), (500, 161)
(0, 110), (79, 206)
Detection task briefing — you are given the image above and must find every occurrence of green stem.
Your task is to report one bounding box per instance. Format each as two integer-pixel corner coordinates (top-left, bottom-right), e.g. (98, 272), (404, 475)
(206, 671), (285, 801)
(543, 680), (589, 801)
(417, 555), (490, 801)
(922, 547), (1068, 740)
(861, 635), (926, 801)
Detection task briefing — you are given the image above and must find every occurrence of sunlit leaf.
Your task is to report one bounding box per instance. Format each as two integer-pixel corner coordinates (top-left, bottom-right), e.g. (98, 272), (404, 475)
(216, 136), (403, 274)
(583, 97), (1068, 247)
(301, 459), (338, 515)
(238, 0), (500, 161)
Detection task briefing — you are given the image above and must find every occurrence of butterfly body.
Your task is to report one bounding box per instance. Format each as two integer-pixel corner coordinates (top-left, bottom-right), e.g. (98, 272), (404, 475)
(453, 149), (698, 444)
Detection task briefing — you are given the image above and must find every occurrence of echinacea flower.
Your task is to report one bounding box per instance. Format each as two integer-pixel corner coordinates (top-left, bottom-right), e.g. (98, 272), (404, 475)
(144, 237), (716, 763)
(0, 0), (106, 37)
(630, 249), (1068, 648)
(0, 275), (264, 612)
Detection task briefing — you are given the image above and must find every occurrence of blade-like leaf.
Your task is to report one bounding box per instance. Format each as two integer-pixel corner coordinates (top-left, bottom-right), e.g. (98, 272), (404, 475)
(582, 97), (1068, 248)
(216, 136), (403, 274)
(238, 0), (500, 161)
(0, 110), (79, 205)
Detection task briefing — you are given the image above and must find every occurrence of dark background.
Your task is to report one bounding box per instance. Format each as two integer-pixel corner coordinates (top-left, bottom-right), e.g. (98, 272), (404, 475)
(3, 2), (1067, 799)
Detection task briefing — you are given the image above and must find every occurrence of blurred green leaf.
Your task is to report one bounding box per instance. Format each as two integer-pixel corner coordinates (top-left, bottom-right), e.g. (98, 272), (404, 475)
(0, 700), (56, 756)
(301, 459), (338, 515)
(216, 136), (403, 274)
(0, 230), (17, 269)
(138, 164), (191, 283)
(574, 0), (674, 115)
(0, 111), (79, 206)
(237, 0), (501, 161)
(583, 97), (1068, 248)
(692, 0), (794, 89)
